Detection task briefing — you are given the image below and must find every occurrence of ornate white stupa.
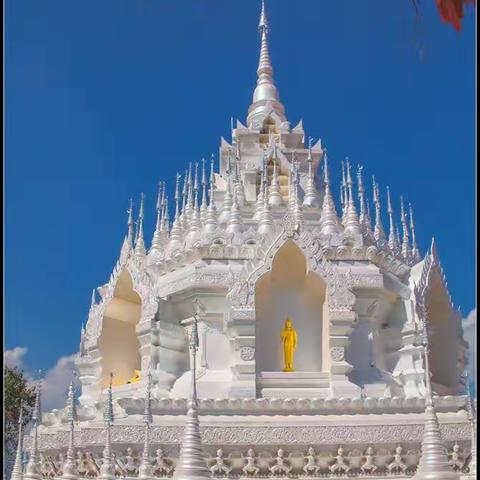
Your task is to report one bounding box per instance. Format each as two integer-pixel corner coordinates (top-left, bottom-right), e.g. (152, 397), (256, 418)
(21, 2), (475, 479)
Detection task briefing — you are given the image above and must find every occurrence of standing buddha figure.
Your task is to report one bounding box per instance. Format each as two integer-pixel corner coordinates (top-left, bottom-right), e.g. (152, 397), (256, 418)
(281, 318), (297, 372)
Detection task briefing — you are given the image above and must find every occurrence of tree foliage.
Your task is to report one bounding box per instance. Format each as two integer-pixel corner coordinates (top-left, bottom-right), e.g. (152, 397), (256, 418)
(4, 365), (36, 476)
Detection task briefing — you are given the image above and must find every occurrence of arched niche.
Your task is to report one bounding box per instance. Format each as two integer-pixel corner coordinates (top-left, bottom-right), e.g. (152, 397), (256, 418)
(426, 274), (459, 393)
(98, 269), (141, 388)
(255, 240), (326, 373)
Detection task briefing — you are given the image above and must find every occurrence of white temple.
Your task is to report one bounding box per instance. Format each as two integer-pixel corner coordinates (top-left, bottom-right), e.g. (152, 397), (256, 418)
(19, 2), (475, 479)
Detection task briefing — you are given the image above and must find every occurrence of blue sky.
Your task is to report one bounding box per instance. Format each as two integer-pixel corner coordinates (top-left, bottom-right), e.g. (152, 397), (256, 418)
(5, 1), (475, 380)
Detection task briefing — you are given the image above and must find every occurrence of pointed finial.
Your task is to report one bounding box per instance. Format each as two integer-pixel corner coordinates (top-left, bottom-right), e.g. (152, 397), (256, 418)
(372, 176), (386, 242)
(386, 186), (397, 251)
(259, 0), (269, 33)
(66, 377), (78, 424)
(143, 372), (152, 425)
(127, 198), (134, 246)
(11, 402), (24, 480)
(343, 159), (361, 235)
(247, 0), (286, 128)
(134, 194), (146, 259)
(357, 165), (370, 231)
(319, 149), (341, 235)
(103, 373), (114, 424)
(400, 196), (410, 259)
(32, 381), (42, 424)
(409, 203), (421, 263)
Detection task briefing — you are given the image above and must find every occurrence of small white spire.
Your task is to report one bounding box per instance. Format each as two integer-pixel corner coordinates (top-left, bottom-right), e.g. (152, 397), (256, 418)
(173, 310), (211, 480)
(60, 377), (78, 480)
(268, 157), (283, 206)
(409, 204), (421, 263)
(200, 158), (208, 224)
(162, 196), (170, 241)
(11, 402), (24, 480)
(226, 180), (244, 234)
(400, 196), (410, 259)
(465, 377), (477, 475)
(219, 151), (233, 224)
(204, 156), (218, 233)
(340, 160), (347, 224)
(258, 180), (274, 235)
(319, 149), (341, 235)
(234, 147), (246, 207)
(169, 174), (184, 247)
(180, 168), (188, 232)
(413, 291), (460, 480)
(150, 182), (164, 253)
(99, 373), (115, 480)
(357, 165), (370, 231)
(292, 161), (304, 227)
(135, 193), (147, 259)
(343, 159), (361, 235)
(138, 372), (153, 480)
(372, 177), (386, 243)
(303, 138), (319, 207)
(253, 150), (267, 221)
(386, 187), (398, 252)
(187, 163), (202, 245)
(23, 382), (42, 480)
(127, 199), (134, 247)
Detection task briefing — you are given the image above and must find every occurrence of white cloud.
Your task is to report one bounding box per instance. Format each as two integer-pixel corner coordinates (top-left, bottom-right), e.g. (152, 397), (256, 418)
(4, 347), (78, 412)
(4, 346), (28, 369)
(39, 354), (79, 412)
(463, 308), (476, 385)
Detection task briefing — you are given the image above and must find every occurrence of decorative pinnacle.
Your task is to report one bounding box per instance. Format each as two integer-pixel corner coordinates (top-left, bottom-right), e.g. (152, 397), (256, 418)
(135, 193), (146, 258)
(409, 203), (421, 263)
(357, 165), (369, 230)
(400, 196), (410, 258)
(11, 402), (24, 480)
(248, 0), (286, 128)
(127, 198), (134, 246)
(372, 177), (386, 242)
(172, 307), (211, 480)
(32, 381), (42, 424)
(205, 156), (217, 233)
(386, 186), (397, 251)
(258, 0), (269, 33)
(319, 149), (340, 235)
(143, 372), (153, 425)
(343, 159), (361, 235)
(174, 173), (181, 220)
(103, 373), (114, 425)
(66, 377), (78, 424)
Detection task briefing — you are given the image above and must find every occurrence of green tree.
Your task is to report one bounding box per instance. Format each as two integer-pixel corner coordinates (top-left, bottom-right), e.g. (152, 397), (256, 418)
(4, 366), (36, 479)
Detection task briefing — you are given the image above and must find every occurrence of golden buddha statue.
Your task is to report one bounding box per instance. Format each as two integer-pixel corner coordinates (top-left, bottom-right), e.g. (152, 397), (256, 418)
(126, 369), (141, 384)
(281, 318), (297, 372)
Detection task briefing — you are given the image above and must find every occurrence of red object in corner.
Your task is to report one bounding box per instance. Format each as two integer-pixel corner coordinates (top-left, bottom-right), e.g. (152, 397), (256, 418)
(436, 0), (475, 30)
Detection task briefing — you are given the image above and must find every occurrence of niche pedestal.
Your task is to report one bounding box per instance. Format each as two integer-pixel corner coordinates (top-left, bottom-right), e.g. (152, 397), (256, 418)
(256, 371), (330, 398)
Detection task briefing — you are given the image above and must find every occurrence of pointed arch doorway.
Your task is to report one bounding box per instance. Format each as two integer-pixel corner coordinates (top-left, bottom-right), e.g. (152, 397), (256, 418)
(254, 240), (329, 397)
